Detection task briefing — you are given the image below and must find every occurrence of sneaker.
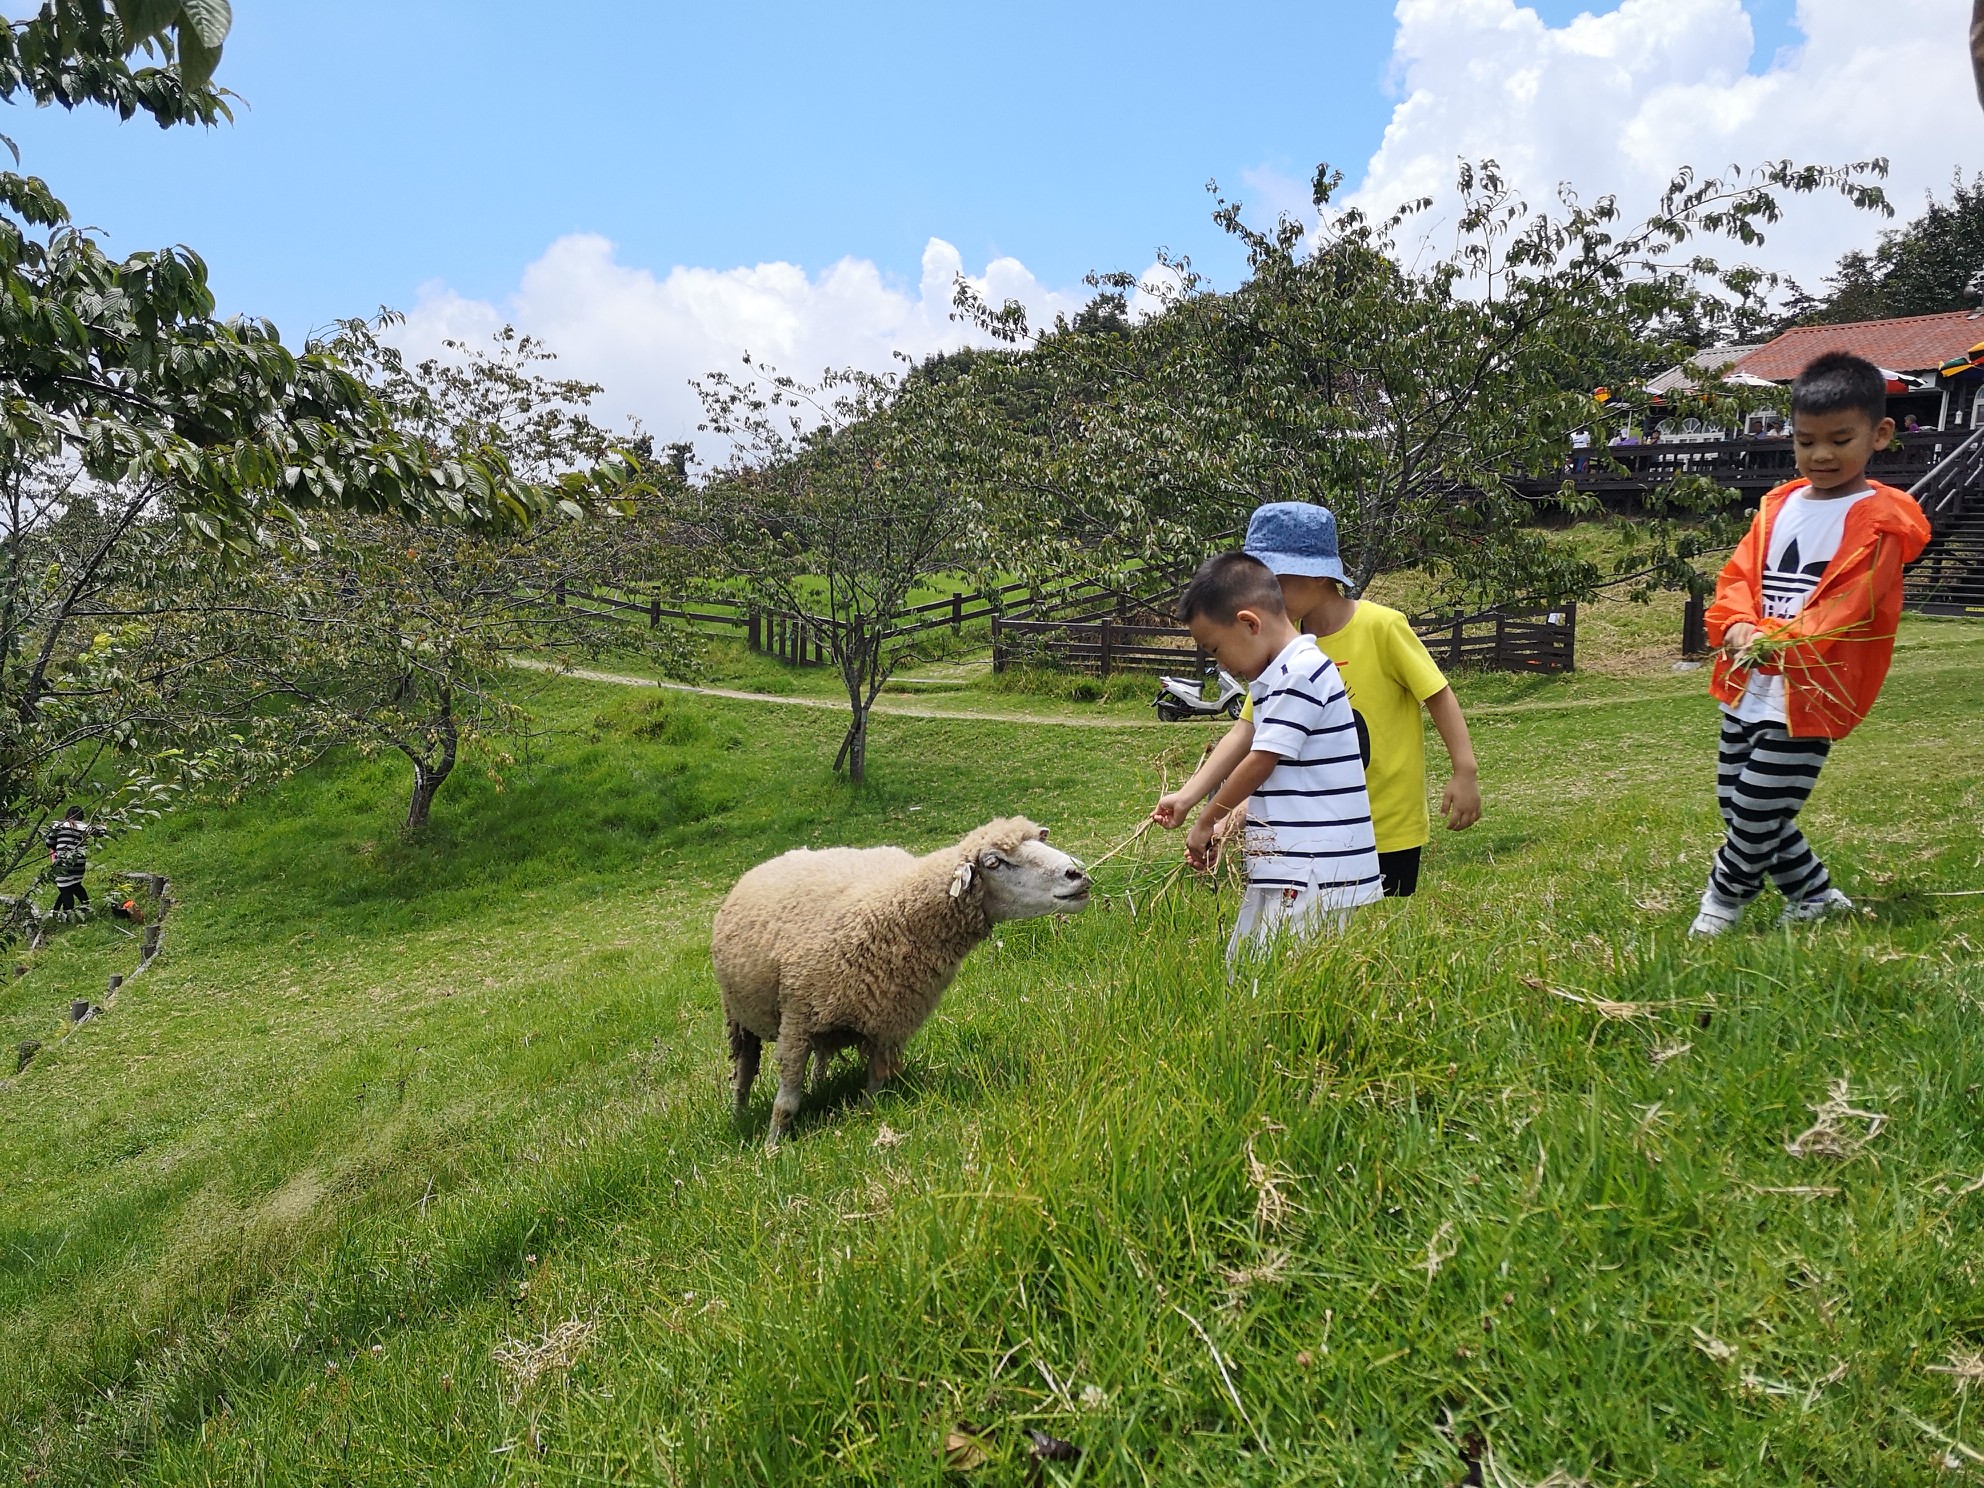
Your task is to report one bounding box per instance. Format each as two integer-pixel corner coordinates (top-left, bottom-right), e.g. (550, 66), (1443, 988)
(1779, 887), (1854, 926)
(1689, 890), (1745, 937)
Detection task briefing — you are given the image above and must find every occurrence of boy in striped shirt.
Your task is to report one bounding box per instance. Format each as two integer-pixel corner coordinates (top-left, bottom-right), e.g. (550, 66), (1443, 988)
(1176, 553), (1382, 961)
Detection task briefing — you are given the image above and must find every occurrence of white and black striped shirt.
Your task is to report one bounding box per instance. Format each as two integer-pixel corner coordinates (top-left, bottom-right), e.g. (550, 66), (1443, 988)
(45, 819), (93, 885)
(1242, 635), (1383, 905)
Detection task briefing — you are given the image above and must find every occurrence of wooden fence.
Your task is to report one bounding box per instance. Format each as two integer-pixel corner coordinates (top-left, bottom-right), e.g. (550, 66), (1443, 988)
(1413, 603), (1576, 674)
(550, 576), (1576, 676)
(991, 618), (1202, 675)
(546, 563), (1197, 669)
(991, 603), (1578, 677)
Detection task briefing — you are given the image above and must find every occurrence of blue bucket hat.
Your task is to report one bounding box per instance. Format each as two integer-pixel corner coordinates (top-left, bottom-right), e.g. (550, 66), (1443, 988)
(1243, 501), (1351, 589)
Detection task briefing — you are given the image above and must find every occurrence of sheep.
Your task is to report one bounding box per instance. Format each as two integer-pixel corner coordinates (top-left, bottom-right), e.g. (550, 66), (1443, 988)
(711, 816), (1091, 1148)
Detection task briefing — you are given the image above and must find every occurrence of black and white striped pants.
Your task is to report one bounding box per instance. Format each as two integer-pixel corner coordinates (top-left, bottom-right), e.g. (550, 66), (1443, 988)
(1709, 712), (1832, 904)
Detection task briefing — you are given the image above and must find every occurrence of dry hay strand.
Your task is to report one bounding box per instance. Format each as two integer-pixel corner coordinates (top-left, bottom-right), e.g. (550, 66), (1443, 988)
(1929, 1352), (1984, 1392)
(1785, 1077), (1886, 1160)
(1419, 1219), (1459, 1280)
(1243, 1120), (1295, 1232)
(1220, 1247), (1291, 1306)
(1691, 1326), (1738, 1363)
(1522, 975), (1653, 1022)
(1481, 1446), (1593, 1488)
(1648, 1039), (1694, 1067)
(1085, 816), (1155, 873)
(491, 1317), (598, 1399)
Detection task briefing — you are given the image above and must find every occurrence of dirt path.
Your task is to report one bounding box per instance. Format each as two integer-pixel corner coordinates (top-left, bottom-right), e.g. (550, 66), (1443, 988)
(522, 660), (1700, 727)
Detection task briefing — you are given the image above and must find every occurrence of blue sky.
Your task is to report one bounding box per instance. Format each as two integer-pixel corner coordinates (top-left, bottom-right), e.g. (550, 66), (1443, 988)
(11, 0), (1801, 335)
(4, 0), (1956, 442)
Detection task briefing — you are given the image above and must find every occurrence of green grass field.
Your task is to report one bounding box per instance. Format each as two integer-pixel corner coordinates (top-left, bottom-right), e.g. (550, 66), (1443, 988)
(3, 619), (1982, 1485)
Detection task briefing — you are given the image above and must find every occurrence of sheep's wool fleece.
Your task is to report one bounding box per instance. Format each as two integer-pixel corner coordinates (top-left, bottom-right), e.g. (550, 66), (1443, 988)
(712, 818), (1043, 1051)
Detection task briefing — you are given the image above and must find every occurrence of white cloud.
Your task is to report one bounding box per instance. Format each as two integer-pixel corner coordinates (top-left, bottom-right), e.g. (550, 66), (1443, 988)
(1346, 0), (1983, 292)
(391, 235), (1085, 453)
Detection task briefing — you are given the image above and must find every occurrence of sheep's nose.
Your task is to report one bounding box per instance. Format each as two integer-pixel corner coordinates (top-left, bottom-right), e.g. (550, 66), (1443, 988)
(1065, 866), (1090, 888)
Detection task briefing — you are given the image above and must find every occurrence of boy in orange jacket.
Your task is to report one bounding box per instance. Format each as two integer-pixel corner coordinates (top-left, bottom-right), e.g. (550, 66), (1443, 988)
(1691, 350), (1931, 935)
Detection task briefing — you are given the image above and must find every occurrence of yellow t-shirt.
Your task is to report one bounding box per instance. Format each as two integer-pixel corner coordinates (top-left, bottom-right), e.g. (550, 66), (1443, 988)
(1242, 603), (1448, 852)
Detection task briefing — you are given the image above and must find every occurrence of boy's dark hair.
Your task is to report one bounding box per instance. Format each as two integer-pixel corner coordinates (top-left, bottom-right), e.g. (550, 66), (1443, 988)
(1178, 551), (1286, 625)
(1790, 351), (1887, 424)
(64, 806), (83, 821)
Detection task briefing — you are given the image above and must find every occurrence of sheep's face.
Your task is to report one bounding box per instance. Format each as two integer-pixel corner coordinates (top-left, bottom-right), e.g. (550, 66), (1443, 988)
(951, 829), (1091, 922)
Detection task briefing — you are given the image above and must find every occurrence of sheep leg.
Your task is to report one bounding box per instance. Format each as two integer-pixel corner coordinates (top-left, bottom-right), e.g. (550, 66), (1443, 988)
(727, 1018), (761, 1123)
(767, 1020), (811, 1151)
(861, 1041), (904, 1104)
(808, 1046), (832, 1093)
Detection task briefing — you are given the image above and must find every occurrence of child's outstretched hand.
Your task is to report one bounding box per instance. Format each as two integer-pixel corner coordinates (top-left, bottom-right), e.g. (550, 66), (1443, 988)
(1720, 621), (1760, 660)
(1150, 791), (1195, 829)
(1185, 813), (1219, 870)
(1441, 770), (1482, 831)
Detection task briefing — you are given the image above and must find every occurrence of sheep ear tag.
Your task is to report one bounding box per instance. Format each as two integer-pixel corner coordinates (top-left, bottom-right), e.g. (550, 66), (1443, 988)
(950, 862), (973, 899)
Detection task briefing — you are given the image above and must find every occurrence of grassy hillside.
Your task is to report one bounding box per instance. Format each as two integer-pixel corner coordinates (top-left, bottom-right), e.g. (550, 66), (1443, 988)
(2, 621), (1982, 1485)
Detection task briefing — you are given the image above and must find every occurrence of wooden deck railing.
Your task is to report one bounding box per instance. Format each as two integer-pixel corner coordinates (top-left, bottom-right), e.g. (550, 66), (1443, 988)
(1530, 432), (1962, 497)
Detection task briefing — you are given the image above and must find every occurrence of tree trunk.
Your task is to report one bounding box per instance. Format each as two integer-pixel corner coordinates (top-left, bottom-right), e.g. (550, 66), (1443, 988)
(402, 695), (458, 831)
(833, 706), (869, 784)
(404, 760), (449, 831)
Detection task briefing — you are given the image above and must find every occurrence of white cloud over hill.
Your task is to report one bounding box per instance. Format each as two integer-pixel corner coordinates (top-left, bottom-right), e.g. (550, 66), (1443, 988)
(397, 1), (1983, 449)
(1347, 0), (1981, 291)
(392, 235), (1082, 447)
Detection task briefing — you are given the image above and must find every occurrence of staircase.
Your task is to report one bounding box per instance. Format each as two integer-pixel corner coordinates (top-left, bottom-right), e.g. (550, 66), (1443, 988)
(1905, 426), (1984, 615)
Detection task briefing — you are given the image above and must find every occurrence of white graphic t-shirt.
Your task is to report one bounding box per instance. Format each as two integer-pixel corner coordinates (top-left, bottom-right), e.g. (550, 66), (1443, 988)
(1732, 485), (1872, 724)
(1242, 635), (1383, 908)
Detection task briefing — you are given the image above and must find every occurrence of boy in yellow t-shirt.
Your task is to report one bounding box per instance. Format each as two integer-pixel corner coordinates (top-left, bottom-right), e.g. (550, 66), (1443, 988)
(1151, 502), (1481, 895)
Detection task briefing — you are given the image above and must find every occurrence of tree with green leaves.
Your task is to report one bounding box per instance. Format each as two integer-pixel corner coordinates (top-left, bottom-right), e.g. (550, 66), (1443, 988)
(211, 325), (689, 830)
(0, 3), (627, 910)
(1785, 171), (1984, 326)
(1, 1), (235, 124)
(951, 158), (1890, 608)
(684, 362), (973, 785)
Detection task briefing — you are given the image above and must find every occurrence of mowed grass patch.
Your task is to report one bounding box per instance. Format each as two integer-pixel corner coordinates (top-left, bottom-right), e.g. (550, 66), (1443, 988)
(0, 628), (1980, 1484)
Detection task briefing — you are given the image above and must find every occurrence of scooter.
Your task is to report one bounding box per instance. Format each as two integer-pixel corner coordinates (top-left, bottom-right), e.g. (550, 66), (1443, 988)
(1152, 664), (1247, 722)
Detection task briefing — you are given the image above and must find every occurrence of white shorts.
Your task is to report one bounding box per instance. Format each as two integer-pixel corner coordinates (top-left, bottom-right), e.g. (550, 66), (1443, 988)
(1227, 882), (1353, 966)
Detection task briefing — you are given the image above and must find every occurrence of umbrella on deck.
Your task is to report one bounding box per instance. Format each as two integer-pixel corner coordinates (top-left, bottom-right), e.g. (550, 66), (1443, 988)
(1938, 341), (1984, 377)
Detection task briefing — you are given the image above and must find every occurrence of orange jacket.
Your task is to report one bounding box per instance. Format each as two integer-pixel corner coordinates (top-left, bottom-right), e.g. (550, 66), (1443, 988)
(1707, 479), (1930, 739)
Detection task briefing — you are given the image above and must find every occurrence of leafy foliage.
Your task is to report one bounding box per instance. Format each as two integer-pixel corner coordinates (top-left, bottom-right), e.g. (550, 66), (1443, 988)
(684, 362), (974, 783)
(0, 460), (296, 927)
(217, 327), (693, 830)
(1786, 171), (1984, 326)
(0, 0), (233, 124)
(948, 158), (1889, 607)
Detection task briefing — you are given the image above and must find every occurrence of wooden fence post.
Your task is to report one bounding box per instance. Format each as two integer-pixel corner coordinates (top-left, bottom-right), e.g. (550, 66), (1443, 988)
(554, 578), (566, 606)
(951, 592), (963, 632)
(1494, 609), (1507, 669)
(1563, 602), (1577, 671)
(1448, 616), (1464, 666)
(1099, 619), (1114, 678)
(748, 609), (761, 652)
(991, 615), (1005, 673)
(649, 597), (662, 629)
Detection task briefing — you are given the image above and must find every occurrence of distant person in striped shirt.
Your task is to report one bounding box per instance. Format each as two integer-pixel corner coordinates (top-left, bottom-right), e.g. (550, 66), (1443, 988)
(1169, 552), (1383, 962)
(46, 807), (101, 916)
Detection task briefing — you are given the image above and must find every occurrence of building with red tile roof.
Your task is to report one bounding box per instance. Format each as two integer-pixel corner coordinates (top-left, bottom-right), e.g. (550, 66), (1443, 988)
(1732, 309), (1984, 382)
